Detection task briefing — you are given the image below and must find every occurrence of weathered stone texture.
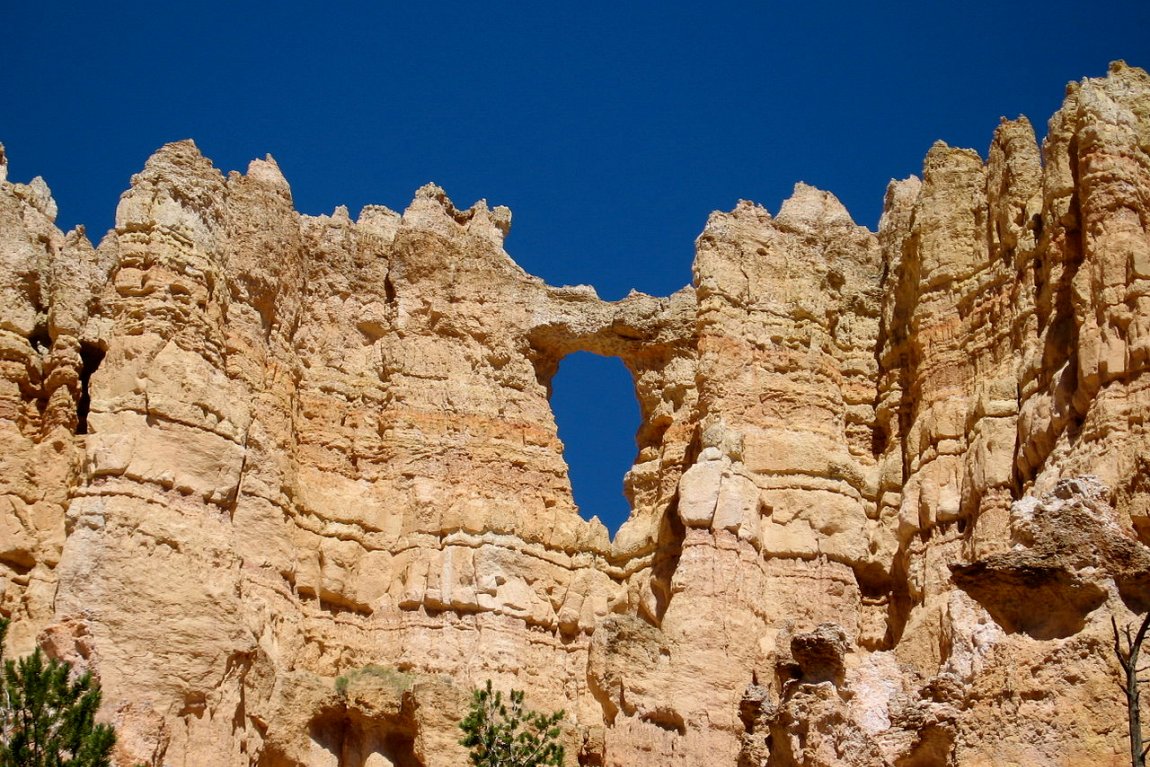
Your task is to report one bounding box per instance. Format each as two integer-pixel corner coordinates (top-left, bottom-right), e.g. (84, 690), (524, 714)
(1, 62), (1149, 766)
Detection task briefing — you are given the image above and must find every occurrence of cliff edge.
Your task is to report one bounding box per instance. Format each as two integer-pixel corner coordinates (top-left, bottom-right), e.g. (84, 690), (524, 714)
(1, 62), (1149, 766)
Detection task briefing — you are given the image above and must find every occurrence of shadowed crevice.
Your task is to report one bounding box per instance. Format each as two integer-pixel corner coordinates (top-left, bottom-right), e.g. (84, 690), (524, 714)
(76, 341), (105, 435)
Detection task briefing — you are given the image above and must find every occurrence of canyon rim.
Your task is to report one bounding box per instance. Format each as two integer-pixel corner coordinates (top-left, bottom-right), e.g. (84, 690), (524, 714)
(2, 62), (1150, 766)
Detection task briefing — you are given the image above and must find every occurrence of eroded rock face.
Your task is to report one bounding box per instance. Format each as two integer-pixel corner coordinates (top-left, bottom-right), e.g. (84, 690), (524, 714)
(1, 62), (1149, 766)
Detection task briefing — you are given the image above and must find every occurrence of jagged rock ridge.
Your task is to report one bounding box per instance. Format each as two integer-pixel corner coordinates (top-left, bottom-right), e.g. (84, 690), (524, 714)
(1, 62), (1148, 766)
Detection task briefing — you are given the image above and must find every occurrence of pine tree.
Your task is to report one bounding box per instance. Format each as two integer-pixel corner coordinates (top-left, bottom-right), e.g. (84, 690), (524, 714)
(0, 618), (116, 767)
(458, 680), (565, 767)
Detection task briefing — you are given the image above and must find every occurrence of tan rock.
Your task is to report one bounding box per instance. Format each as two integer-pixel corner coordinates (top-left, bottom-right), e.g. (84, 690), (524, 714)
(0, 63), (1148, 767)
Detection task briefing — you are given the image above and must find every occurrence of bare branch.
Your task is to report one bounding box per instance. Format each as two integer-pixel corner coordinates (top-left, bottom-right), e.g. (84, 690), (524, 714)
(1115, 612), (1150, 767)
(1133, 613), (1150, 659)
(1117, 616), (1132, 665)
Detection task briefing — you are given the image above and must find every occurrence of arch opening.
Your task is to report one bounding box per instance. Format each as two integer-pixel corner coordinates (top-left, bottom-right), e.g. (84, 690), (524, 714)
(549, 351), (640, 539)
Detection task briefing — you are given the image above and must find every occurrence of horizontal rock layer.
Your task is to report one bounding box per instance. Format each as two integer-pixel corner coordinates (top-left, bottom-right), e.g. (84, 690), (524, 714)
(1, 62), (1148, 766)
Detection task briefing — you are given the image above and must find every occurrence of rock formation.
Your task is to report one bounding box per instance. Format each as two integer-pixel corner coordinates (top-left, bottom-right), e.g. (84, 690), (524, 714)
(1, 61), (1148, 766)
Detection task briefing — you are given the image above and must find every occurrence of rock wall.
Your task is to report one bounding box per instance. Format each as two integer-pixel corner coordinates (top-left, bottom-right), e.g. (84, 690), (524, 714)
(1, 62), (1148, 766)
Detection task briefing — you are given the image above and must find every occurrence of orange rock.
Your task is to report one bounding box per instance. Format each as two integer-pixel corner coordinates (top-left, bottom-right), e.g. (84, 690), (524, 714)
(0, 64), (1148, 766)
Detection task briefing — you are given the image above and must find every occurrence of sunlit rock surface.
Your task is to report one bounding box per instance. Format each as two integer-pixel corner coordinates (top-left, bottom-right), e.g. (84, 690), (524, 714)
(1, 62), (1149, 766)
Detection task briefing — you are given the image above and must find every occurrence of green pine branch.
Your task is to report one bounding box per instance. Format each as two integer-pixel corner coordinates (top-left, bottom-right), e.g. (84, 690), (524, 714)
(0, 618), (117, 767)
(459, 680), (566, 767)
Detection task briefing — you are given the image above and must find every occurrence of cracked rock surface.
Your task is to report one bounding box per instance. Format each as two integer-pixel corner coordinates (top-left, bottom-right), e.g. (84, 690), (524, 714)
(1, 63), (1150, 766)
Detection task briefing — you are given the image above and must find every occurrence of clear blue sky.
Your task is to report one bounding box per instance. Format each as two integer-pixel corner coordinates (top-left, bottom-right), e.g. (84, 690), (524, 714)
(3, 1), (1146, 535)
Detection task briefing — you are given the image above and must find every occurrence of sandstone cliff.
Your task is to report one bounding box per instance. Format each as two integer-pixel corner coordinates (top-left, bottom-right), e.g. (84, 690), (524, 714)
(1, 62), (1148, 766)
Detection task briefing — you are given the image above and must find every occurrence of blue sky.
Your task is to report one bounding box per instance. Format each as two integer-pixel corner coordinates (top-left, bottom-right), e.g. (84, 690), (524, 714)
(3, 1), (1146, 535)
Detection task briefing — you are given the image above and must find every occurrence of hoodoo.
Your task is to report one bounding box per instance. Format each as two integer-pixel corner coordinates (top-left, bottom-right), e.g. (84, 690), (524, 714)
(1, 63), (1149, 766)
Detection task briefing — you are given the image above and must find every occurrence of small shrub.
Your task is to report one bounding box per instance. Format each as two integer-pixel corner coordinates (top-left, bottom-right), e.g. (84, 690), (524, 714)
(458, 680), (565, 767)
(334, 664), (412, 699)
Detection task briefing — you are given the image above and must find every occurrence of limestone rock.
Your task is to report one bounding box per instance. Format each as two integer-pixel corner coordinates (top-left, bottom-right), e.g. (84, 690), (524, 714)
(0, 63), (1148, 766)
(952, 476), (1150, 636)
